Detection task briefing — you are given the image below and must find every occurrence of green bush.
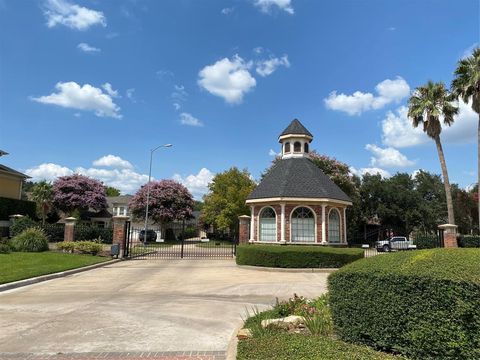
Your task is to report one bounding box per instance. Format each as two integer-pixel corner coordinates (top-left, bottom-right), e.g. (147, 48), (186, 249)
(458, 235), (480, 248)
(328, 249), (480, 359)
(10, 216), (38, 237)
(56, 241), (76, 253)
(0, 238), (12, 254)
(74, 241), (103, 255)
(11, 227), (49, 252)
(236, 245), (364, 268)
(413, 235), (439, 249)
(41, 223), (65, 242)
(75, 225), (113, 244)
(0, 197), (36, 221)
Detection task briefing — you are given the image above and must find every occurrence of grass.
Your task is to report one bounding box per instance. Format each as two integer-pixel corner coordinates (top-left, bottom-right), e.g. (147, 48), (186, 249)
(0, 252), (109, 284)
(237, 333), (406, 360)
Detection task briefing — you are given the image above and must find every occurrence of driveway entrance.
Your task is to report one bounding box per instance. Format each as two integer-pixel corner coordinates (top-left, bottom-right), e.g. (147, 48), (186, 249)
(0, 260), (330, 357)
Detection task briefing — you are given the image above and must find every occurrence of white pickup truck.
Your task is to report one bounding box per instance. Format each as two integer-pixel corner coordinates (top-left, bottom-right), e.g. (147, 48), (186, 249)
(375, 236), (417, 252)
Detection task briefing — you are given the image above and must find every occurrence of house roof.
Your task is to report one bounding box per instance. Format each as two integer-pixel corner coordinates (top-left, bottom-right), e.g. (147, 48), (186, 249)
(279, 119), (313, 138)
(0, 164), (29, 179)
(247, 157), (352, 203)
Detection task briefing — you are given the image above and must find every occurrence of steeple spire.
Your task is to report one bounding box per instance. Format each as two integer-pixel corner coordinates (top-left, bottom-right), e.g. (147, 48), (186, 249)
(278, 119), (313, 159)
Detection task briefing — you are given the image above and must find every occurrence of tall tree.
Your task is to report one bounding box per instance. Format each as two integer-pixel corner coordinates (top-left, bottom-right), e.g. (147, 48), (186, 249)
(452, 47), (480, 231)
(408, 81), (458, 225)
(128, 180), (194, 236)
(105, 186), (121, 197)
(53, 174), (107, 216)
(202, 167), (255, 236)
(30, 181), (54, 225)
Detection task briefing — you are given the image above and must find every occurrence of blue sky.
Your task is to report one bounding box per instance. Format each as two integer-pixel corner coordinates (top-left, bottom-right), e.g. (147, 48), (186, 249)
(0, 0), (478, 198)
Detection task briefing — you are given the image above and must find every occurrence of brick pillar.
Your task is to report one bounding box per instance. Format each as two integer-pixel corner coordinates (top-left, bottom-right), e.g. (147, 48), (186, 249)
(113, 215), (129, 257)
(238, 215), (250, 245)
(64, 217), (76, 242)
(438, 223), (458, 248)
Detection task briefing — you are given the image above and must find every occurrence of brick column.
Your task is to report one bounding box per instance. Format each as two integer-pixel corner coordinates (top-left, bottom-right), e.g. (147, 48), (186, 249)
(113, 215), (129, 258)
(438, 223), (458, 248)
(64, 217), (76, 242)
(321, 204), (327, 244)
(238, 215), (250, 245)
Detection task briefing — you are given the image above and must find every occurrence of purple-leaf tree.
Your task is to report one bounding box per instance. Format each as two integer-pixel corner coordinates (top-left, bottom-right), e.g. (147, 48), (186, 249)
(129, 180), (194, 234)
(53, 174), (108, 215)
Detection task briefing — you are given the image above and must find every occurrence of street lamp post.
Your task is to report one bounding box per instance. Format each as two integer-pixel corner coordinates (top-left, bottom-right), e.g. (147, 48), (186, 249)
(144, 144), (172, 245)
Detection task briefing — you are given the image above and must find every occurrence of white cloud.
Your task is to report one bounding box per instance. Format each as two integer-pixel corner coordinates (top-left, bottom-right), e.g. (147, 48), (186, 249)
(381, 101), (476, 148)
(173, 103), (181, 111)
(172, 84), (188, 102)
(31, 81), (121, 118)
(43, 0), (106, 30)
(198, 55), (256, 104)
(253, 46), (263, 54)
(324, 77), (410, 115)
(26, 163), (73, 182)
(256, 55), (290, 77)
(254, 0), (294, 14)
(350, 166), (391, 178)
(77, 42), (100, 53)
(101, 83), (119, 98)
(365, 144), (415, 168)
(156, 69), (174, 79)
(269, 149), (278, 156)
(92, 155), (133, 169)
(126, 88), (135, 102)
(173, 168), (214, 200)
(462, 43), (478, 59)
(180, 112), (204, 127)
(221, 7), (234, 15)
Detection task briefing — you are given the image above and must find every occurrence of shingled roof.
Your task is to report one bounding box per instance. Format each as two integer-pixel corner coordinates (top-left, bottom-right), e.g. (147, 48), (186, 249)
(247, 157), (352, 203)
(279, 119), (313, 138)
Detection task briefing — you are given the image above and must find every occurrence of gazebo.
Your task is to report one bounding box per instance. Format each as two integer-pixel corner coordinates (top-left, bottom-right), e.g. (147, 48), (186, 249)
(240, 119), (352, 245)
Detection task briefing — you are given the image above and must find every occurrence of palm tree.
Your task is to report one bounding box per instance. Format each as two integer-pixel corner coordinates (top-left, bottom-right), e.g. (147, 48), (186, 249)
(31, 180), (53, 225)
(451, 47), (480, 231)
(408, 81), (458, 225)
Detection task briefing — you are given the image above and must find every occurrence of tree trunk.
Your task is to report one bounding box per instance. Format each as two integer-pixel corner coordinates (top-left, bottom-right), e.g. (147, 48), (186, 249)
(434, 136), (455, 225)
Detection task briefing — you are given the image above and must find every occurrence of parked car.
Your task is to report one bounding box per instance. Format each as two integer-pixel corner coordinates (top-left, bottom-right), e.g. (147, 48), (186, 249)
(139, 229), (157, 243)
(375, 236), (417, 252)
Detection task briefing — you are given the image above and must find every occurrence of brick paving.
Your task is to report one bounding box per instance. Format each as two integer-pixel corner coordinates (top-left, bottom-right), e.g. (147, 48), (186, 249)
(0, 352), (226, 360)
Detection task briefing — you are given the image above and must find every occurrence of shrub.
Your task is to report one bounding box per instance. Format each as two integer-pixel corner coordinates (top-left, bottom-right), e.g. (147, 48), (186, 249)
(56, 241), (75, 253)
(0, 197), (36, 221)
(75, 225), (113, 244)
(0, 238), (12, 254)
(10, 216), (38, 237)
(11, 227), (49, 252)
(73, 241), (104, 255)
(41, 223), (65, 242)
(458, 235), (480, 248)
(328, 249), (480, 359)
(413, 235), (439, 249)
(236, 245), (364, 268)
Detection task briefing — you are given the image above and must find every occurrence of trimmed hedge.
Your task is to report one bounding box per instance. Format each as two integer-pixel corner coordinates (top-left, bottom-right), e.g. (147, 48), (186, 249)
(74, 225), (113, 244)
(328, 249), (480, 359)
(458, 235), (480, 248)
(413, 235), (439, 249)
(0, 197), (36, 220)
(236, 245), (364, 268)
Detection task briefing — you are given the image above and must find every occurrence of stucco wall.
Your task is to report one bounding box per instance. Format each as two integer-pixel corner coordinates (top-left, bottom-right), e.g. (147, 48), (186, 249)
(0, 176), (21, 199)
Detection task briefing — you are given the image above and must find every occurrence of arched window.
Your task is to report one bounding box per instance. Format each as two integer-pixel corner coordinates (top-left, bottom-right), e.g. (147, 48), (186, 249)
(294, 142), (302, 152)
(328, 209), (341, 243)
(291, 207), (315, 242)
(284, 142), (291, 153)
(259, 207), (276, 241)
(304, 143), (309, 153)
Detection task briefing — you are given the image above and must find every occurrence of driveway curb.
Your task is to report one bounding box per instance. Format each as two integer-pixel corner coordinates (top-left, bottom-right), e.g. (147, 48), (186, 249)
(0, 258), (122, 292)
(236, 265), (338, 273)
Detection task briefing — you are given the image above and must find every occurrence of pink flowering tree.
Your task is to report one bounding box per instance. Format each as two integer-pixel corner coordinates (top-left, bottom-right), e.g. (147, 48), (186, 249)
(129, 180), (194, 235)
(53, 174), (107, 216)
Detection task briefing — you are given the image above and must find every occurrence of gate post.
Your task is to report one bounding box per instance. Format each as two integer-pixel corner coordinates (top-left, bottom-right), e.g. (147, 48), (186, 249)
(238, 215), (250, 245)
(113, 215), (129, 258)
(64, 217), (76, 242)
(438, 223), (458, 248)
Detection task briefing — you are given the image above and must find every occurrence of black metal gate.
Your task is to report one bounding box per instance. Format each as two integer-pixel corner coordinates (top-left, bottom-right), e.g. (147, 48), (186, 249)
(124, 221), (236, 259)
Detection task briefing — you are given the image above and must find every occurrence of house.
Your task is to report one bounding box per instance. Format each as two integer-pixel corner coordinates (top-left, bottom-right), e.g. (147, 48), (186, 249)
(0, 150), (29, 200)
(244, 119), (352, 245)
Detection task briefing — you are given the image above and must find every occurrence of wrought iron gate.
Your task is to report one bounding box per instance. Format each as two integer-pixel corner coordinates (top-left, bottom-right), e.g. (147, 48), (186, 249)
(124, 221), (236, 259)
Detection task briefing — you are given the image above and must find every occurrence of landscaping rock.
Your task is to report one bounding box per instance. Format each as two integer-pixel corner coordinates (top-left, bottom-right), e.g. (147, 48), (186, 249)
(237, 328), (253, 339)
(261, 315), (306, 330)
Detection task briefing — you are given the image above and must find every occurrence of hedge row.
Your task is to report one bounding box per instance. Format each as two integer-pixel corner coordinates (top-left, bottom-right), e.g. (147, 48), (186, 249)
(0, 197), (36, 221)
(458, 235), (480, 248)
(236, 244), (364, 268)
(74, 225), (113, 244)
(328, 249), (480, 359)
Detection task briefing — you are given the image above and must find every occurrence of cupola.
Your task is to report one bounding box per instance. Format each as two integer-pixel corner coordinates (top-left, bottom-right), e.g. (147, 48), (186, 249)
(278, 119), (313, 159)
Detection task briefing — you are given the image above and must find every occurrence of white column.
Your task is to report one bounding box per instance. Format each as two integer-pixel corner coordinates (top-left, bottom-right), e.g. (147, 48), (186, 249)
(321, 204), (327, 244)
(281, 203), (285, 242)
(250, 206), (255, 241)
(343, 207), (347, 244)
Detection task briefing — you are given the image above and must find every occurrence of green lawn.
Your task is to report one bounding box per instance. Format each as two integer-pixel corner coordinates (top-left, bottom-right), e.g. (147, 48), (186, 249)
(237, 333), (405, 360)
(0, 252), (109, 284)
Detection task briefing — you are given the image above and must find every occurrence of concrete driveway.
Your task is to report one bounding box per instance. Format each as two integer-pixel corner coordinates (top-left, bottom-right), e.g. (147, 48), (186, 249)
(0, 260), (330, 357)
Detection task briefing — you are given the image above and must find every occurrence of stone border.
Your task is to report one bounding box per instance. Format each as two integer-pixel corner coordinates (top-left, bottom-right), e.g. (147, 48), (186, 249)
(0, 351), (226, 360)
(0, 258), (122, 293)
(236, 264), (338, 273)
